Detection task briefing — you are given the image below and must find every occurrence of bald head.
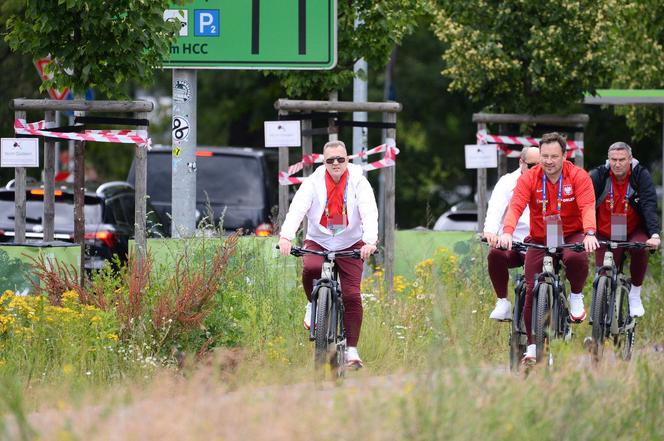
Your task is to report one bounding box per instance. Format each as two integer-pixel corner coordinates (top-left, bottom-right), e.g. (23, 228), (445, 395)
(519, 147), (540, 172)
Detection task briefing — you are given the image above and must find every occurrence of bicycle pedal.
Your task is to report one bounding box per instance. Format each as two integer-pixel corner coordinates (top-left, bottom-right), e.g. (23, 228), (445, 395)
(497, 318), (513, 323)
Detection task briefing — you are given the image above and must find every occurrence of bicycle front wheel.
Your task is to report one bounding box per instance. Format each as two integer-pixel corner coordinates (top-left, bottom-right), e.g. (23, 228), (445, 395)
(509, 282), (527, 372)
(591, 276), (609, 362)
(314, 287), (332, 367)
(534, 283), (551, 363)
(615, 281), (635, 361)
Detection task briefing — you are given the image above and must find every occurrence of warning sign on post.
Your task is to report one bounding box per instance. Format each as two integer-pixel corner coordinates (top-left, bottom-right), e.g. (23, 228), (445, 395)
(1, 138), (39, 168)
(264, 120), (301, 147)
(464, 144), (497, 169)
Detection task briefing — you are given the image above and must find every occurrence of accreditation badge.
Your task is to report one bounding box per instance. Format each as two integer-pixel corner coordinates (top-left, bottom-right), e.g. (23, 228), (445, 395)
(544, 214), (564, 248)
(610, 213), (628, 241)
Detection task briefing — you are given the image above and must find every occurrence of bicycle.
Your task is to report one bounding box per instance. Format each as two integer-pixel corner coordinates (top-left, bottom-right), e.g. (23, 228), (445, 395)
(479, 238), (528, 372)
(589, 240), (649, 362)
(514, 241), (586, 366)
(282, 245), (363, 378)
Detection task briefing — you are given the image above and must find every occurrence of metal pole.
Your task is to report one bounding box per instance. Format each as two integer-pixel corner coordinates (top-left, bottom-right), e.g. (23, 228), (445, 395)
(353, 16), (368, 168)
(477, 122), (488, 232)
(302, 114), (313, 237)
(171, 69), (197, 238)
(384, 112), (397, 293)
(328, 91), (338, 142)
(74, 136), (85, 284)
(574, 131), (584, 169)
(14, 110), (26, 244)
(277, 111), (290, 229)
(134, 111), (148, 268)
(43, 110), (55, 242)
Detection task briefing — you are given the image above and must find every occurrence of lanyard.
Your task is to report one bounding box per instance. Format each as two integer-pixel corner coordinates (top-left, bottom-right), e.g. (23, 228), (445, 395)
(325, 181), (348, 219)
(609, 179), (631, 213)
(542, 173), (563, 215)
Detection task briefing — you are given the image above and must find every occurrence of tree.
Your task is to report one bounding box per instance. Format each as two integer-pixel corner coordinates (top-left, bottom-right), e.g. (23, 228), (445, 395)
(605, 0), (664, 139)
(271, 0), (427, 97)
(430, 0), (615, 114)
(4, 0), (183, 97)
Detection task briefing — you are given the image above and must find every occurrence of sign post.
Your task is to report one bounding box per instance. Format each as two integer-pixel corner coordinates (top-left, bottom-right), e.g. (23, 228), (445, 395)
(164, 0), (337, 237)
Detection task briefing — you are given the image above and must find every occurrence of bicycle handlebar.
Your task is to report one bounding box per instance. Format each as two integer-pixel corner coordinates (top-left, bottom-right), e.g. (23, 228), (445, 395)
(597, 240), (651, 250)
(479, 236), (584, 253)
(276, 245), (366, 259)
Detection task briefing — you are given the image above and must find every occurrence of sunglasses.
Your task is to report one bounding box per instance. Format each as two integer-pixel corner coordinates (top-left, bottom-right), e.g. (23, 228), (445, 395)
(526, 162), (538, 169)
(325, 156), (347, 165)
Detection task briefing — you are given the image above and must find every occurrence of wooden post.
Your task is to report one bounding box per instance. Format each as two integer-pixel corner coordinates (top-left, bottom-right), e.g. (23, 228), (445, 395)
(134, 111), (148, 268)
(573, 131), (584, 169)
(477, 122), (488, 233)
(43, 110), (56, 242)
(277, 111), (290, 229)
(14, 111), (26, 244)
(383, 112), (397, 293)
(328, 91), (338, 142)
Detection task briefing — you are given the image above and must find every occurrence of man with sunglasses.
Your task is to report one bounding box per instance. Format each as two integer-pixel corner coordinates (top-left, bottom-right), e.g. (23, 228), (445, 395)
(590, 142), (660, 317)
(499, 132), (598, 363)
(484, 147), (540, 321)
(278, 140), (378, 369)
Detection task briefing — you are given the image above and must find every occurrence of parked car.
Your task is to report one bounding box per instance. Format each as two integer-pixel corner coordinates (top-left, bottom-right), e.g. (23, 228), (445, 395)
(433, 201), (478, 232)
(127, 146), (278, 236)
(0, 181), (165, 270)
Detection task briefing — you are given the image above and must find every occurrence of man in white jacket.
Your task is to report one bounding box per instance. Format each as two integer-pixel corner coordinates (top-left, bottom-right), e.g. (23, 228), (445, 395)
(278, 140), (378, 368)
(484, 147), (540, 320)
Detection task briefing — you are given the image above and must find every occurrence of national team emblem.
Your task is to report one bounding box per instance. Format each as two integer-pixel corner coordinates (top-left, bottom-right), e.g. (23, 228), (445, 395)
(563, 184), (573, 195)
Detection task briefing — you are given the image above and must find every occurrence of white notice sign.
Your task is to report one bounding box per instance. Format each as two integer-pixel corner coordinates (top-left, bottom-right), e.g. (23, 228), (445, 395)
(1, 138), (39, 167)
(464, 144), (497, 169)
(264, 120), (301, 147)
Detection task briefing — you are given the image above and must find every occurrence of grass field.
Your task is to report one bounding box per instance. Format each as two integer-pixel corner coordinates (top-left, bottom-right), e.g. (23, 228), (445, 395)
(1, 234), (664, 440)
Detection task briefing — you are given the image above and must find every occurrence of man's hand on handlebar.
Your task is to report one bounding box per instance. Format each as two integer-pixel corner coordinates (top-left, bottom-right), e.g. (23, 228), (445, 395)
(583, 234), (599, 253)
(498, 233), (513, 250)
(646, 236), (661, 250)
(483, 231), (499, 248)
(360, 243), (377, 260)
(278, 237), (292, 256)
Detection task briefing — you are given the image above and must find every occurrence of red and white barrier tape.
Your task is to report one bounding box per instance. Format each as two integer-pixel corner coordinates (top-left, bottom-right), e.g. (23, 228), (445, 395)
(279, 143), (400, 186)
(476, 130), (583, 151)
(496, 143), (578, 160)
(14, 119), (151, 148)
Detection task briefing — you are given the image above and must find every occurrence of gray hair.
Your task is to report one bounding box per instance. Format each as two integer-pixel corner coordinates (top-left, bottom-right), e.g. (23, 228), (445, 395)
(323, 140), (347, 152)
(608, 141), (632, 156)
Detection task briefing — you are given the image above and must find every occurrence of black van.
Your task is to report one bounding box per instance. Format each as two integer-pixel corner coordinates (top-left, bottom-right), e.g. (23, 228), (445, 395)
(128, 146), (278, 236)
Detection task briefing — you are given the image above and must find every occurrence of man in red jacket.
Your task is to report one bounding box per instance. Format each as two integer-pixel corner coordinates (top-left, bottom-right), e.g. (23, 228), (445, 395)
(498, 132), (599, 363)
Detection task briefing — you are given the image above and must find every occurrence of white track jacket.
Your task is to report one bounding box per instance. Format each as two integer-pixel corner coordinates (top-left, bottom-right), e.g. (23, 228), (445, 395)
(484, 167), (530, 242)
(280, 163), (378, 250)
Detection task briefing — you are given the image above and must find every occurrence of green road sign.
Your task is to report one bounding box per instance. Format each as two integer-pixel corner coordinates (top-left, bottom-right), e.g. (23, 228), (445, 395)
(163, 0), (337, 70)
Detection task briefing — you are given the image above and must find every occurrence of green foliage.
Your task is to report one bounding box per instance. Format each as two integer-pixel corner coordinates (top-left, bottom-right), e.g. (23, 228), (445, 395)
(270, 0), (427, 97)
(431, 0), (614, 113)
(4, 0), (184, 97)
(606, 1), (664, 139)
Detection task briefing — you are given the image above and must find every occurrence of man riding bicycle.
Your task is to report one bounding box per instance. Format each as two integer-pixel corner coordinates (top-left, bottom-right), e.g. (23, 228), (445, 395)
(484, 147), (540, 321)
(589, 142), (661, 317)
(278, 140), (378, 369)
(499, 132), (599, 363)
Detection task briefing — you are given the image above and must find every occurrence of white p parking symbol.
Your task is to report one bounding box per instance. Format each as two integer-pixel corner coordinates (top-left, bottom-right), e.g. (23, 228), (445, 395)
(194, 9), (219, 37)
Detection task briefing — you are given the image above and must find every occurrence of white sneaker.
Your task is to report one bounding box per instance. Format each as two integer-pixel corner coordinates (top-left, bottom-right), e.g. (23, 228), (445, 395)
(522, 344), (536, 364)
(303, 302), (312, 330)
(489, 298), (512, 321)
(345, 346), (363, 369)
(629, 293), (645, 317)
(569, 293), (586, 321)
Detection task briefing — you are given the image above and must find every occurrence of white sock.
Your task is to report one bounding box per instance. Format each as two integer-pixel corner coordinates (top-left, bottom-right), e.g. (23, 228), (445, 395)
(629, 285), (642, 299)
(525, 344), (536, 357)
(571, 292), (583, 300)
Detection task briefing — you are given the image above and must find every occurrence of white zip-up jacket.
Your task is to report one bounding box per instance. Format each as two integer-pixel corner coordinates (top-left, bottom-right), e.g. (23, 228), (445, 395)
(280, 163), (378, 250)
(484, 167), (530, 242)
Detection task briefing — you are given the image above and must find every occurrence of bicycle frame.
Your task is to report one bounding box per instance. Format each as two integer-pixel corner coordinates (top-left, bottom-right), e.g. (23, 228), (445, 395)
(309, 254), (345, 346)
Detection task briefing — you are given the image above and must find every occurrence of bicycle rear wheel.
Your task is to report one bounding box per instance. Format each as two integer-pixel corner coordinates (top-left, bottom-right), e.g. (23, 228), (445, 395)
(314, 287), (332, 367)
(534, 283), (551, 363)
(509, 281), (527, 372)
(591, 276), (609, 362)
